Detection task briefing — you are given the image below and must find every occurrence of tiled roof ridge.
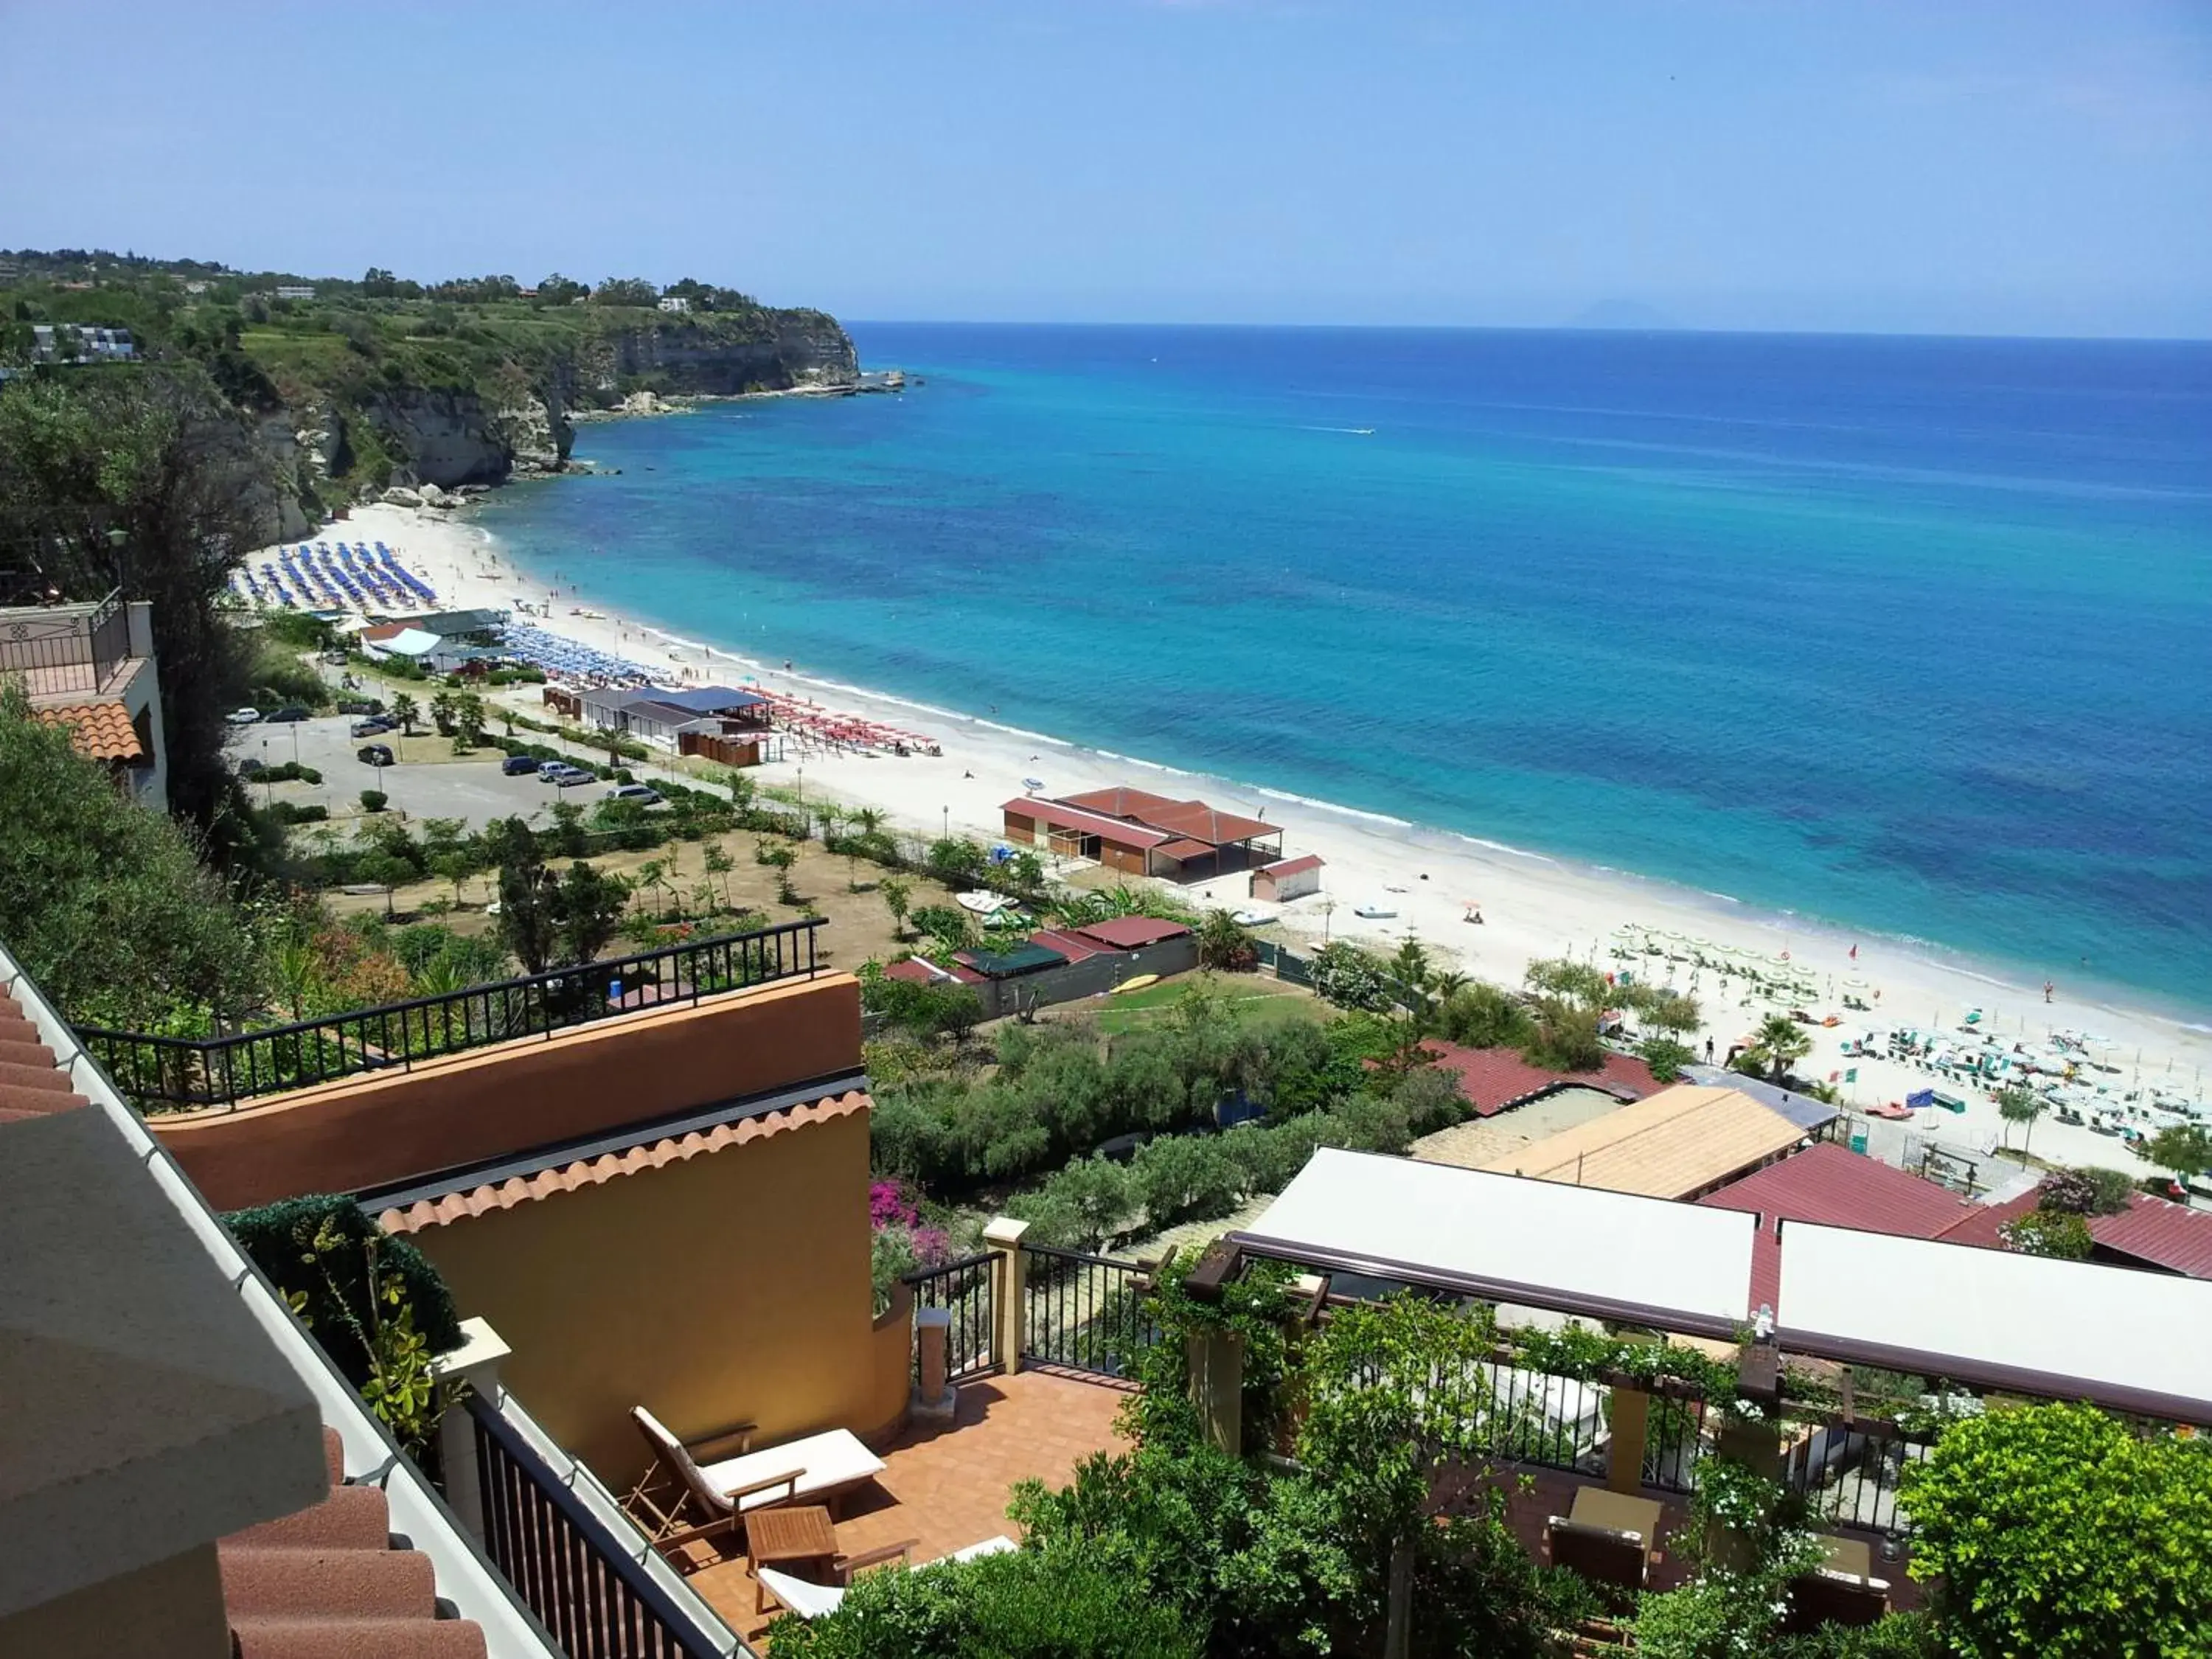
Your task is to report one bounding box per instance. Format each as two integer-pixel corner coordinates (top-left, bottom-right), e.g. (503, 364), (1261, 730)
(29, 698), (144, 762)
(378, 1088), (869, 1235)
(220, 1425), (487, 1658)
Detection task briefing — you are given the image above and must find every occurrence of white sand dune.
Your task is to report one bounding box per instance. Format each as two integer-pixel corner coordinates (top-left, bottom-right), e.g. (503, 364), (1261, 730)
(296, 502), (2212, 1179)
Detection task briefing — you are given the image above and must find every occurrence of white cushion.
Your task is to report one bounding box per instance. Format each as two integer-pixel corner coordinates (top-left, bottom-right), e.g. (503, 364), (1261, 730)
(949, 1534), (1018, 1562)
(756, 1567), (845, 1620)
(699, 1428), (886, 1512)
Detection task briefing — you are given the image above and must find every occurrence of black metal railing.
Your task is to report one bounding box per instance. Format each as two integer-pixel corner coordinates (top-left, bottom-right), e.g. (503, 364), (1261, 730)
(1780, 1419), (1932, 1534)
(469, 1394), (728, 1659)
(1020, 1243), (1159, 1377)
(905, 1251), (999, 1382)
(1399, 1357), (1613, 1478)
(77, 918), (824, 1112)
(0, 588), (131, 694)
(1639, 1390), (1710, 1494)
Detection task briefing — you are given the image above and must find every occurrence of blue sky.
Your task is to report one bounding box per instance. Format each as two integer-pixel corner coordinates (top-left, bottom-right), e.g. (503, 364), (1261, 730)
(4, 1), (2208, 335)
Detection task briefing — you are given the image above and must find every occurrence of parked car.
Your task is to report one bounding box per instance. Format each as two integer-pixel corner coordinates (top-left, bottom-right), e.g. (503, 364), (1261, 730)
(226, 707), (261, 725)
(263, 705), (310, 723)
(501, 754), (542, 776)
(349, 717), (394, 738)
(356, 743), (394, 768)
(237, 757), (265, 776)
(537, 759), (571, 779)
(551, 766), (596, 788)
(607, 784), (663, 805)
(336, 698), (380, 716)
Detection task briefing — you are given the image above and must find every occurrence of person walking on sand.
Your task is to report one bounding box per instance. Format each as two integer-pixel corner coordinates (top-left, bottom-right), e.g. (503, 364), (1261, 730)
(2044, 979), (2055, 1004)
(1704, 1036), (1714, 1062)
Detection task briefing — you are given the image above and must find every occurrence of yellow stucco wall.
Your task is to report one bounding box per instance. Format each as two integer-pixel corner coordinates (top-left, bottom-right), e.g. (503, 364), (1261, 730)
(408, 1101), (899, 1487)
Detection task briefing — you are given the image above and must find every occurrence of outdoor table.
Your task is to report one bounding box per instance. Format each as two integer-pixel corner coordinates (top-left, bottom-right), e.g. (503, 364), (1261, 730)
(1568, 1486), (1665, 1555)
(747, 1504), (838, 1612)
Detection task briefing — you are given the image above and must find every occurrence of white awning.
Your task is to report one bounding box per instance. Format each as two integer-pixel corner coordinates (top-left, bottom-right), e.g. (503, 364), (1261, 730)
(1776, 1221), (2212, 1422)
(1231, 1149), (1758, 1336)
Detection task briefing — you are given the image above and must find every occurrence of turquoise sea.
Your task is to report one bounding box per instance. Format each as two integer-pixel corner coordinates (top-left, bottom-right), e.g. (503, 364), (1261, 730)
(476, 325), (2212, 1015)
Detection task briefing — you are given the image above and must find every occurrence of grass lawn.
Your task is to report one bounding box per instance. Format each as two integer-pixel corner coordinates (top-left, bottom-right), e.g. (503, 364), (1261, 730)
(1091, 974), (1325, 1036)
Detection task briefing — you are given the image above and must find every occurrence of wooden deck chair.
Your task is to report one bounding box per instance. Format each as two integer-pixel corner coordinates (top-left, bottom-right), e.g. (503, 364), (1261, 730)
(1544, 1515), (1650, 1606)
(621, 1407), (801, 1557)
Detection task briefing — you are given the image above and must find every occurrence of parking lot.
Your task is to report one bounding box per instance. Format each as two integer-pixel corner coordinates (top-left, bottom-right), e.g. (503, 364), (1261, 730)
(230, 714), (622, 831)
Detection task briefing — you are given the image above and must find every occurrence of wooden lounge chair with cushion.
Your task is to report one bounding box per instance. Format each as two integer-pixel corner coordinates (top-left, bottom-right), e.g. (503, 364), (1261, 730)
(1545, 1517), (1651, 1601)
(622, 1407), (888, 1558)
(757, 1536), (1019, 1620)
(1784, 1565), (1891, 1632)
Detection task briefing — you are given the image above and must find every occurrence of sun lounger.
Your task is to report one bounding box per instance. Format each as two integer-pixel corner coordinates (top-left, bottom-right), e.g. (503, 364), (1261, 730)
(757, 1535), (1018, 1620)
(621, 1407), (888, 1557)
(1784, 1565), (1891, 1632)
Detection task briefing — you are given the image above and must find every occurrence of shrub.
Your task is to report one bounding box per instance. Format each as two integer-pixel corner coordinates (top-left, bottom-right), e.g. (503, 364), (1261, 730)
(267, 801), (330, 826)
(1640, 1035), (1695, 1082)
(1997, 1208), (2093, 1259)
(226, 1194), (464, 1380)
(1130, 1133), (1242, 1230)
(2038, 1166), (2140, 1217)
(1390, 1062), (1470, 1136)
(768, 1543), (1199, 1659)
(1899, 1401), (2212, 1659)
(359, 788), (389, 813)
(1308, 941), (1393, 1012)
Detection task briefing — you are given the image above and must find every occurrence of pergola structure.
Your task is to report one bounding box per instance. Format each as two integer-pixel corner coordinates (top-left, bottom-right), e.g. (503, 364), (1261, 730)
(1207, 1148), (2212, 1426)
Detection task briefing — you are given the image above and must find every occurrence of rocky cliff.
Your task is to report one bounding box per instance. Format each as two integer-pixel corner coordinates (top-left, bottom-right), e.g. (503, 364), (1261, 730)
(263, 307), (858, 504)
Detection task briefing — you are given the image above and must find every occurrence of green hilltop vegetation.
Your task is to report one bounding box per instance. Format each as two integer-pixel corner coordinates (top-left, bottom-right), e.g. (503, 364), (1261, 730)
(0, 248), (857, 507)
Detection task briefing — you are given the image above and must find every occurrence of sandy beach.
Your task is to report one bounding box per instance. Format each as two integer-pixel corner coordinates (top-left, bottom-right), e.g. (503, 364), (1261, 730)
(294, 501), (2212, 1177)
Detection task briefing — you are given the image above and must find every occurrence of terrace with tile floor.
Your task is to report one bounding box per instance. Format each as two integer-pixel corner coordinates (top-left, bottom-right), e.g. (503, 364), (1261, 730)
(678, 1369), (1131, 1647)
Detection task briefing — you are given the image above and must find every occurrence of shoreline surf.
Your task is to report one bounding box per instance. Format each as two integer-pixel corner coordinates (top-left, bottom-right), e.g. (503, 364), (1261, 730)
(400, 498), (2212, 1050)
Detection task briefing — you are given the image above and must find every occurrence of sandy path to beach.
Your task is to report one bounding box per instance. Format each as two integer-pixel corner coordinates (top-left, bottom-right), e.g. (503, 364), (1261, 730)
(297, 503), (2212, 1178)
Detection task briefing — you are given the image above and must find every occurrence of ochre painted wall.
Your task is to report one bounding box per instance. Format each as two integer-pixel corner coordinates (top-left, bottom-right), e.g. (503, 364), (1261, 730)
(155, 975), (862, 1211)
(408, 1102), (895, 1486)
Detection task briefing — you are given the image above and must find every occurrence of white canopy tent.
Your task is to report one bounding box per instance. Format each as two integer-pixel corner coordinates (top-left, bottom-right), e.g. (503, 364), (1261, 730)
(1231, 1148), (1759, 1338)
(1775, 1221), (2212, 1422)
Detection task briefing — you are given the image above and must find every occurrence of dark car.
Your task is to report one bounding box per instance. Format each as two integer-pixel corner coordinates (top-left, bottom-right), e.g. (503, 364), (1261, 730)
(237, 757), (266, 776)
(263, 705), (310, 723)
(356, 743), (394, 767)
(501, 754), (541, 776)
(349, 717), (394, 738)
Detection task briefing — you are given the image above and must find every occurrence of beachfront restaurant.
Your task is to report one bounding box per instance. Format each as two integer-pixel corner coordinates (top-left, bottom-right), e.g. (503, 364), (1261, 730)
(1002, 786), (1284, 882)
(580, 684), (771, 750)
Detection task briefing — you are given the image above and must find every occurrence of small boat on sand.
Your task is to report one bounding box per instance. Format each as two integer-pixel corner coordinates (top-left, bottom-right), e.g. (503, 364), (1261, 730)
(1353, 902), (1398, 919)
(955, 891), (1010, 916)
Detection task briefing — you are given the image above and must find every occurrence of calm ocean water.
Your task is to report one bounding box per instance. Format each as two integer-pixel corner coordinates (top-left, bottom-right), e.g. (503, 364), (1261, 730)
(477, 325), (2212, 1012)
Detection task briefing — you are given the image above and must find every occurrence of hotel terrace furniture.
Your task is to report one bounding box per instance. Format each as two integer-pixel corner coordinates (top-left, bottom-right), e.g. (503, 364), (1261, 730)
(743, 1505), (842, 1613)
(755, 1536), (1019, 1621)
(624, 1408), (888, 1558)
(1786, 1562), (1891, 1632)
(1546, 1486), (1666, 1599)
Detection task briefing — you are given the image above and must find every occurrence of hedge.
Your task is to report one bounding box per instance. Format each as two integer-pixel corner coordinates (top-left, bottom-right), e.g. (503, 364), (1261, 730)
(226, 1194), (465, 1382)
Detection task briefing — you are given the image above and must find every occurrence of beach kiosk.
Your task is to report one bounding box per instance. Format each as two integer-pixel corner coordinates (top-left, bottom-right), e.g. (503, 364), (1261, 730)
(1251, 853), (1325, 903)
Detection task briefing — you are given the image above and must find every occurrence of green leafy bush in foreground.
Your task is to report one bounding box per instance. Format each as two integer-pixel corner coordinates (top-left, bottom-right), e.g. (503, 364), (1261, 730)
(1898, 1401), (2212, 1659)
(765, 1543), (1198, 1659)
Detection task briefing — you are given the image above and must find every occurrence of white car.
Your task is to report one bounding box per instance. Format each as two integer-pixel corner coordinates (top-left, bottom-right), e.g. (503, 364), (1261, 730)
(226, 707), (262, 725)
(1352, 902), (1398, 919)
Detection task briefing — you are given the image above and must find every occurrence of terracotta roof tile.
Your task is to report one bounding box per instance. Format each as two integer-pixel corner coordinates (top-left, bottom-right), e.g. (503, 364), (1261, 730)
(1414, 1041), (1658, 1118)
(0, 991), (91, 1119)
(1700, 1143), (1975, 1308)
(31, 698), (143, 762)
(376, 1089), (870, 1235)
(1938, 1183), (2212, 1279)
(220, 1425), (487, 1658)
(1074, 916), (1192, 949)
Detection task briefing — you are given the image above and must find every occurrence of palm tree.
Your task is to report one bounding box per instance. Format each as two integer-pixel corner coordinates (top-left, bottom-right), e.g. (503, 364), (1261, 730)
(636, 858), (671, 919)
(851, 807), (886, 837)
(1743, 1013), (1812, 1084)
(1997, 1085), (2046, 1155)
(390, 692), (420, 737)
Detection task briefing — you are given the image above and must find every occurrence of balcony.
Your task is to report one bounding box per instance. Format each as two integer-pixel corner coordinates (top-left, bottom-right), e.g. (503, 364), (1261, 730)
(0, 588), (136, 700)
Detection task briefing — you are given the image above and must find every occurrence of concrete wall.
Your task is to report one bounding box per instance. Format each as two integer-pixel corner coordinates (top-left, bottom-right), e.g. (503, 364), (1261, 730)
(407, 1101), (893, 1486)
(0, 1543), (229, 1659)
(153, 974), (863, 1211)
